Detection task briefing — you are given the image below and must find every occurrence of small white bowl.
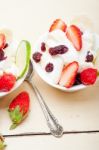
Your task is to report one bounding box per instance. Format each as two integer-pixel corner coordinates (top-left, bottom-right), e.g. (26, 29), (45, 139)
(32, 33), (87, 92)
(0, 39), (27, 97)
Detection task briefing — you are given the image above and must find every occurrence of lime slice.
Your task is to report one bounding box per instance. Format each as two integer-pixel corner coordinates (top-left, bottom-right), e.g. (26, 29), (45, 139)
(16, 40), (31, 79)
(94, 49), (99, 75)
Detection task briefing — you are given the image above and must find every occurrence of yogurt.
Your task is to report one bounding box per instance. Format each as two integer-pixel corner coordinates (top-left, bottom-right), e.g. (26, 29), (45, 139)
(33, 29), (98, 84)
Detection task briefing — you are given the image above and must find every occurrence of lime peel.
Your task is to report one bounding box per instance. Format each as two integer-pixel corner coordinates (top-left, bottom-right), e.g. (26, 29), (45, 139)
(16, 40), (31, 79)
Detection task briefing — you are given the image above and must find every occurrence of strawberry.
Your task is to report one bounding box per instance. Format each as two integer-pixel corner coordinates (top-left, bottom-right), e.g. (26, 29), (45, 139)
(0, 73), (16, 92)
(0, 135), (6, 149)
(8, 91), (30, 129)
(59, 61), (79, 88)
(49, 19), (67, 32)
(0, 34), (6, 50)
(66, 25), (82, 51)
(80, 68), (97, 85)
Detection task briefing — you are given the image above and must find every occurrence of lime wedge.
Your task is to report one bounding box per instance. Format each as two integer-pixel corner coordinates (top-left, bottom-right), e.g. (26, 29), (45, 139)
(16, 40), (31, 79)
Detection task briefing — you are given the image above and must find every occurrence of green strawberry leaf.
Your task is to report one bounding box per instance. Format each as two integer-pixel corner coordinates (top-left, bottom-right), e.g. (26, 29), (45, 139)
(9, 106), (24, 129)
(10, 123), (18, 130)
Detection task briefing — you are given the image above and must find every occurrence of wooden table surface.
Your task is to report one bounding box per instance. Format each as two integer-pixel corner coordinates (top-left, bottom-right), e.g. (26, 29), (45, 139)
(0, 0), (99, 149)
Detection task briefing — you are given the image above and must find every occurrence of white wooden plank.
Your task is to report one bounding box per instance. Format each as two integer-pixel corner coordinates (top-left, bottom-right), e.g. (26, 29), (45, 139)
(4, 133), (99, 150)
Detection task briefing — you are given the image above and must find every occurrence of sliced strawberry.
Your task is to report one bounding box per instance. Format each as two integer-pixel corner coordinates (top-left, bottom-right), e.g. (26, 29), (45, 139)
(49, 19), (67, 32)
(59, 61), (79, 88)
(8, 91), (30, 129)
(80, 68), (97, 85)
(66, 25), (82, 51)
(0, 34), (6, 50)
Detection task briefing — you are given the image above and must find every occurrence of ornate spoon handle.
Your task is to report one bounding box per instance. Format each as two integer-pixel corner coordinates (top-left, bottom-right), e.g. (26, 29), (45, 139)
(29, 80), (63, 138)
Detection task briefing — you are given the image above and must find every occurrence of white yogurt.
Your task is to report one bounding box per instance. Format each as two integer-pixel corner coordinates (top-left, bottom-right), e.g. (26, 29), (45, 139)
(0, 39), (19, 78)
(33, 29), (99, 84)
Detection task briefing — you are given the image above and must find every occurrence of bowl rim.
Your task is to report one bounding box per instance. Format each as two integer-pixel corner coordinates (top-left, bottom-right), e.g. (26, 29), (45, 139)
(33, 63), (86, 92)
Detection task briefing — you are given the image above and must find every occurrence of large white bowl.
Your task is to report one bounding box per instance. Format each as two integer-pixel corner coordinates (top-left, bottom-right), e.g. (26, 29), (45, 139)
(32, 33), (99, 92)
(32, 32), (99, 92)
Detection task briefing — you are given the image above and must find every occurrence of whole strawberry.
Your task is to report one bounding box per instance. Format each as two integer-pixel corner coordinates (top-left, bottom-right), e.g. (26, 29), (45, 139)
(0, 135), (6, 149)
(0, 73), (16, 92)
(80, 68), (97, 85)
(8, 91), (30, 130)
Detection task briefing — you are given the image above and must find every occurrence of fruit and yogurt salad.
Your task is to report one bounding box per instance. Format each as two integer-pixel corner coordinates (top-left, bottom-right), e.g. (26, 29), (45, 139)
(33, 17), (99, 88)
(0, 29), (31, 92)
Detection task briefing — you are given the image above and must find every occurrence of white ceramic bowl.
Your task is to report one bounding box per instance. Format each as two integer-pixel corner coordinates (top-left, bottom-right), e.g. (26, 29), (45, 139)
(32, 32), (99, 92)
(32, 33), (99, 92)
(0, 39), (27, 97)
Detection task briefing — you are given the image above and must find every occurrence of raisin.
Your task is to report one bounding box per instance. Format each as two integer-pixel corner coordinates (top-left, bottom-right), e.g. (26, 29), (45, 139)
(85, 51), (94, 62)
(45, 63), (54, 72)
(0, 50), (7, 61)
(32, 52), (42, 63)
(74, 73), (82, 86)
(41, 42), (46, 52)
(49, 45), (68, 56)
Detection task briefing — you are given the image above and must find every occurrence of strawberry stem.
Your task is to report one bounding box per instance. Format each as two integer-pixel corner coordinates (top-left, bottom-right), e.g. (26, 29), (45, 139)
(10, 123), (18, 130)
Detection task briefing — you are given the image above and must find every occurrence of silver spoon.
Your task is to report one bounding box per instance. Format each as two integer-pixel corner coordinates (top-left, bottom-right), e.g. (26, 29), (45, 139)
(25, 60), (63, 138)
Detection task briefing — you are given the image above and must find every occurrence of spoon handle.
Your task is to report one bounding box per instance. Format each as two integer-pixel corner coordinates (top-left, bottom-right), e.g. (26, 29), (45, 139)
(29, 81), (63, 138)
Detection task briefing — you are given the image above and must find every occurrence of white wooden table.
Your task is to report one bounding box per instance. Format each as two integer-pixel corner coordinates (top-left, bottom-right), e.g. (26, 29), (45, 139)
(0, 0), (99, 149)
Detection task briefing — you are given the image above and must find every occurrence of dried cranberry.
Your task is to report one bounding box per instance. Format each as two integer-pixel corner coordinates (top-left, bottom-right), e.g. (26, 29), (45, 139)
(3, 43), (8, 49)
(41, 42), (46, 52)
(45, 63), (54, 72)
(49, 48), (58, 55)
(49, 45), (68, 56)
(32, 52), (42, 63)
(0, 50), (7, 61)
(85, 51), (94, 62)
(58, 46), (68, 54)
(74, 73), (82, 86)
